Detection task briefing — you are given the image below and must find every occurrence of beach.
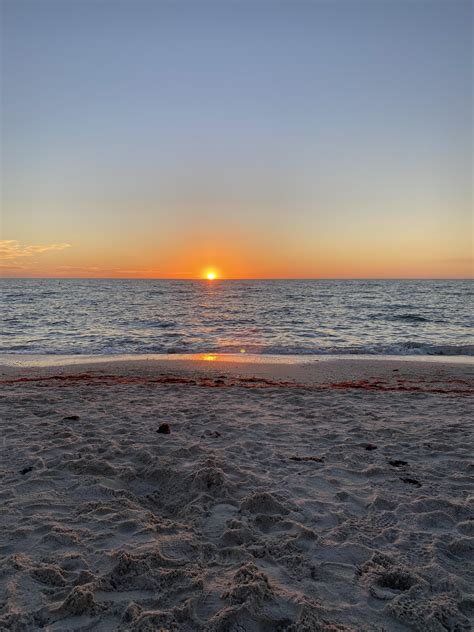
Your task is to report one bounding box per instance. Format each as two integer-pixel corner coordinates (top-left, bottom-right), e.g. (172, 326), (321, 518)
(3, 0), (473, 628)
(0, 355), (473, 631)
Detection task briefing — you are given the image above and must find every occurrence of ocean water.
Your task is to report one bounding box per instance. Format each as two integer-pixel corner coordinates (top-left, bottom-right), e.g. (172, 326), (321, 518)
(0, 279), (472, 356)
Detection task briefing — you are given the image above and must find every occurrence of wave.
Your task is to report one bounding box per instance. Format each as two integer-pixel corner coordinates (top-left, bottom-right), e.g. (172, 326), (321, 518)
(244, 342), (474, 356)
(391, 314), (430, 323)
(333, 342), (474, 356)
(1, 342), (472, 357)
(368, 312), (432, 323)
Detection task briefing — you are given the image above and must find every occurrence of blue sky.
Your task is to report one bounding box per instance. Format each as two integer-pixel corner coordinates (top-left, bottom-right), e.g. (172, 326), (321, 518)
(1, 0), (472, 278)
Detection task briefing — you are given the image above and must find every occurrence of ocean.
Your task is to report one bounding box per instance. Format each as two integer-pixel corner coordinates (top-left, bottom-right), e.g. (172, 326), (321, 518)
(1, 279), (472, 356)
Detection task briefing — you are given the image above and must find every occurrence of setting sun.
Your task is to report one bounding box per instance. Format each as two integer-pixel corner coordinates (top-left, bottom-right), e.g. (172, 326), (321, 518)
(201, 267), (220, 280)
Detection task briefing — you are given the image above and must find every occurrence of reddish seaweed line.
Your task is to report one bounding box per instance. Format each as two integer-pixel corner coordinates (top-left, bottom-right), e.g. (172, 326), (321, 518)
(1, 373), (472, 395)
(327, 380), (473, 395)
(0, 373), (297, 388)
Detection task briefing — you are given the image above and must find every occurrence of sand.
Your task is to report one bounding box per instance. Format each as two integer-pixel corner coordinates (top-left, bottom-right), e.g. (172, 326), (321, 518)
(0, 355), (473, 631)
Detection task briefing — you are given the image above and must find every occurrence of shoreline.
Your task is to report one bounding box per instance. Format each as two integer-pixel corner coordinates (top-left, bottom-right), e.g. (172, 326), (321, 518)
(1, 352), (473, 369)
(1, 353), (473, 396)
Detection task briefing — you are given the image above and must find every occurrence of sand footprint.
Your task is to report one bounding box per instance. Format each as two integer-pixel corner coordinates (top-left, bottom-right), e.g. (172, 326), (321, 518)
(158, 533), (200, 563)
(202, 503), (238, 542)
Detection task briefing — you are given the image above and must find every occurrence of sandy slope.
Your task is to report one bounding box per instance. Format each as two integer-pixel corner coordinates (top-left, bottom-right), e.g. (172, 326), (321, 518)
(0, 357), (473, 631)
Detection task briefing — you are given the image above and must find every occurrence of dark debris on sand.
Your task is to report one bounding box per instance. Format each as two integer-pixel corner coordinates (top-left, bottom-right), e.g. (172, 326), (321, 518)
(400, 477), (422, 487)
(290, 455), (325, 463)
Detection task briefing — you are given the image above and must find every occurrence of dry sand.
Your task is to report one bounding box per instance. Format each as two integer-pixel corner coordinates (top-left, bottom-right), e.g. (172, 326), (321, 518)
(0, 355), (473, 631)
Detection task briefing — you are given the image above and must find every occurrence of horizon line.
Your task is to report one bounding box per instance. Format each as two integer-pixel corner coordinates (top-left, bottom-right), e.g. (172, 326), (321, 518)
(1, 276), (473, 281)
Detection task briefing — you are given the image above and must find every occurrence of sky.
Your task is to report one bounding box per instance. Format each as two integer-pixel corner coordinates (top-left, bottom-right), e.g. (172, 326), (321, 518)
(1, 0), (472, 279)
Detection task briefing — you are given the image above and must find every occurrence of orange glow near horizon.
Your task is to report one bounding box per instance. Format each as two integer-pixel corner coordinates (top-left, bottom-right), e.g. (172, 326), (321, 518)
(0, 238), (472, 280)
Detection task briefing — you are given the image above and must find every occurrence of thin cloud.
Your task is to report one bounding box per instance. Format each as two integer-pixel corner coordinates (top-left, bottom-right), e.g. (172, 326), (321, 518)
(0, 240), (71, 260)
(0, 262), (30, 270)
(55, 265), (174, 276)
